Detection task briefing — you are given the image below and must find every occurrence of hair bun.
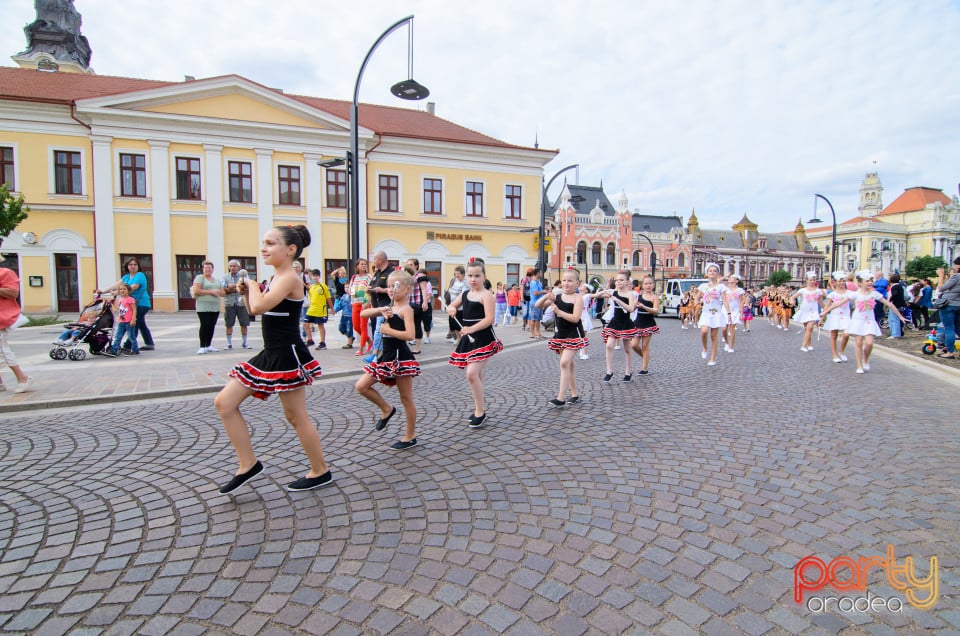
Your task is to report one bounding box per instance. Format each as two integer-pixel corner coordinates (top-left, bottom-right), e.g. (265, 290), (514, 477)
(292, 224), (311, 249)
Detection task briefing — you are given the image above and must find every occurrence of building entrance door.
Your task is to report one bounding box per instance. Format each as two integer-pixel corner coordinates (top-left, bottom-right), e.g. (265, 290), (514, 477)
(55, 252), (79, 312)
(177, 255), (205, 310)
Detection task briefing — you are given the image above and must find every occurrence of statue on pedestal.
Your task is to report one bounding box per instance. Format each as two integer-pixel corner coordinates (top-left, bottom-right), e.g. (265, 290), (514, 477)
(14, 0), (92, 72)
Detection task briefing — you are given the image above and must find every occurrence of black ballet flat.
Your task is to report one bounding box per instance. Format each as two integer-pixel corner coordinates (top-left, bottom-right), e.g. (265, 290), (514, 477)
(375, 406), (397, 431)
(219, 460), (264, 494)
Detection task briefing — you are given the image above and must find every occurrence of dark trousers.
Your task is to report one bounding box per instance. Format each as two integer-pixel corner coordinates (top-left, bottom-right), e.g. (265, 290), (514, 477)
(198, 311), (219, 347)
(136, 305), (154, 346)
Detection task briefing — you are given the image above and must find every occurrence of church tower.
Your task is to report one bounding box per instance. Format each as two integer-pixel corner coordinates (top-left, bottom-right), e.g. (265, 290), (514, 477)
(12, 0), (93, 74)
(858, 171), (883, 218)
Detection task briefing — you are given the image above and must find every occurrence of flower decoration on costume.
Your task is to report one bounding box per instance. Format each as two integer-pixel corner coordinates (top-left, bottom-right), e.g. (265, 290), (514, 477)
(855, 297), (876, 312)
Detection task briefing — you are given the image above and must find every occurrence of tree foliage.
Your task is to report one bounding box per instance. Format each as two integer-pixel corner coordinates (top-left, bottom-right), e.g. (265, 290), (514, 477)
(767, 269), (792, 286)
(904, 255), (947, 281)
(0, 183), (29, 246)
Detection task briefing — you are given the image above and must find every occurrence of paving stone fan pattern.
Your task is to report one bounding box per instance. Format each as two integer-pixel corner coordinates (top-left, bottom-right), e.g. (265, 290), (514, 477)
(0, 326), (958, 635)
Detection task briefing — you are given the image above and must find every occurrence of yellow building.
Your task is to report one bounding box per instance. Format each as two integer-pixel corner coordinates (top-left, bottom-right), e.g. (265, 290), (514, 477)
(0, 67), (556, 312)
(806, 171), (960, 275)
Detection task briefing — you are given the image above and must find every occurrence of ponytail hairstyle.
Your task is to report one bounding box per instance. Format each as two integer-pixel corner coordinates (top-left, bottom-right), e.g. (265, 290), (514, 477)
(276, 224), (311, 259)
(466, 256), (486, 274)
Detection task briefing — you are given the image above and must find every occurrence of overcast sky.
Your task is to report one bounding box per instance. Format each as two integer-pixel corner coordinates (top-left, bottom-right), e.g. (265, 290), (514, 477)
(3, 0), (959, 233)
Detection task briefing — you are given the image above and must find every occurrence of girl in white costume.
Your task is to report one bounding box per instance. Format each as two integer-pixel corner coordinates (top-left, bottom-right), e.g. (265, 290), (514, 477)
(821, 270), (906, 374)
(697, 263), (731, 366)
(819, 272), (852, 363)
(790, 271), (826, 352)
(723, 274), (744, 353)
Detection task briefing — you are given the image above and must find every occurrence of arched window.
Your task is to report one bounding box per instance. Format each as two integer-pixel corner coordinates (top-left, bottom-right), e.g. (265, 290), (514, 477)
(677, 252), (685, 268)
(592, 242), (601, 265)
(632, 250), (641, 267)
(576, 241), (587, 264)
(606, 243), (616, 266)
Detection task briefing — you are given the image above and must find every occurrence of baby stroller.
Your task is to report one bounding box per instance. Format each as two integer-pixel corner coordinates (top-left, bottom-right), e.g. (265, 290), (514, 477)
(49, 295), (114, 361)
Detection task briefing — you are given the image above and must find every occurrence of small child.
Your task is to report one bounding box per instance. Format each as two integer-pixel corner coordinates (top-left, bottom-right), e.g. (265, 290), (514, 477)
(540, 268), (587, 406)
(448, 257), (503, 427)
(104, 284), (138, 357)
(818, 272), (852, 363)
(697, 264), (731, 366)
(822, 269), (906, 374)
(56, 304), (101, 344)
(506, 284), (521, 326)
(630, 275), (660, 374)
(304, 269), (332, 350)
(790, 271), (825, 353)
(600, 270), (638, 382)
(723, 274), (744, 353)
(356, 270), (421, 449)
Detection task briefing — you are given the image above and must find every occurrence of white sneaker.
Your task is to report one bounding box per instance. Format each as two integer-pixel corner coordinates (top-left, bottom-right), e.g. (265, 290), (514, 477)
(206, 346), (219, 353)
(807, 346), (814, 351)
(707, 361), (717, 366)
(13, 376), (35, 394)
(579, 352), (590, 360)
(614, 343), (622, 350)
(863, 363), (870, 371)
(445, 337), (455, 343)
(856, 368), (864, 374)
(424, 337), (431, 344)
(197, 347), (207, 355)
(800, 347), (809, 352)
(701, 351), (708, 359)
(839, 354), (848, 362)
(727, 348), (734, 354)
(833, 357), (842, 363)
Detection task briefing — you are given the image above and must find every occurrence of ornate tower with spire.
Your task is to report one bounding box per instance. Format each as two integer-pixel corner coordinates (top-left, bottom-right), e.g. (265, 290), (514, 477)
(793, 218), (808, 249)
(858, 171), (883, 218)
(732, 214), (758, 248)
(12, 0), (93, 74)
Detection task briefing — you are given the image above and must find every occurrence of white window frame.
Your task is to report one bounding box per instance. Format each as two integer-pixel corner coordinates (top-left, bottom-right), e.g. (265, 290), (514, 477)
(421, 175), (446, 217)
(464, 178), (486, 219)
(0, 142), (20, 193)
(48, 145), (87, 198)
(376, 172), (402, 214)
(171, 153), (205, 202)
(114, 148), (150, 199)
(224, 156), (256, 206)
(275, 161), (304, 208)
(503, 183), (524, 221)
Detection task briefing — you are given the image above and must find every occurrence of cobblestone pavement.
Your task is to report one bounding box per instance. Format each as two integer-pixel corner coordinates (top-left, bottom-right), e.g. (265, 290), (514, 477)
(1, 320), (958, 635)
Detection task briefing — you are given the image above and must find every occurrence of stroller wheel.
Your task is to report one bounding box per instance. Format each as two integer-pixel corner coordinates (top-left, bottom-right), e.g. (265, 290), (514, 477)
(51, 347), (68, 360)
(69, 349), (87, 361)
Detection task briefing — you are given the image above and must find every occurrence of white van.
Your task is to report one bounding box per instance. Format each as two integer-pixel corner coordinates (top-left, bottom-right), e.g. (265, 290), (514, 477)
(662, 278), (707, 318)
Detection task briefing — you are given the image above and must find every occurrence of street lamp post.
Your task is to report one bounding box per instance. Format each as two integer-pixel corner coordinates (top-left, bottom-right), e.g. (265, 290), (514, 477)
(808, 193), (837, 276)
(539, 164), (578, 278)
(635, 232), (656, 283)
(349, 15), (429, 275)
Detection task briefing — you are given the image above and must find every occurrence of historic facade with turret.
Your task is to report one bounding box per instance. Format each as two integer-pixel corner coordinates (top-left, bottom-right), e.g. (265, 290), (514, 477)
(687, 210), (823, 287)
(806, 171), (960, 274)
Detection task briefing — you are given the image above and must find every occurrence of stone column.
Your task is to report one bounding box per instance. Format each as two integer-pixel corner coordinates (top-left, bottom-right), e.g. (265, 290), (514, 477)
(148, 140), (174, 310)
(203, 144), (224, 270)
(255, 148), (274, 277)
(91, 135), (116, 285)
(303, 153), (322, 271)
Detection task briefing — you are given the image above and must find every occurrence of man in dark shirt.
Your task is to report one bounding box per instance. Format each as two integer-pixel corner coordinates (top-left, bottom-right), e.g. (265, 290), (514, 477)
(367, 250), (392, 358)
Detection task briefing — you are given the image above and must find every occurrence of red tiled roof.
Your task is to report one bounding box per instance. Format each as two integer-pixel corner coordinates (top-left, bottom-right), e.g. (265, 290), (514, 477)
(879, 187), (951, 215)
(0, 67), (550, 153)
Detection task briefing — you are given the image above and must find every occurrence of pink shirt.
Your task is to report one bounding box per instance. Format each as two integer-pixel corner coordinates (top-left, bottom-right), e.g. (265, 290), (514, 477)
(116, 296), (136, 323)
(0, 268), (21, 330)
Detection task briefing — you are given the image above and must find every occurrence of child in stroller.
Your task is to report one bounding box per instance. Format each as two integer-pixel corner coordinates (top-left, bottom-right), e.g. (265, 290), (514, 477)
(49, 295), (114, 360)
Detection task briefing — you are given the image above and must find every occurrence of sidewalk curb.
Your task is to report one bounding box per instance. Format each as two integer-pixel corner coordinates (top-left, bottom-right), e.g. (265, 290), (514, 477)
(0, 339), (544, 415)
(871, 342), (960, 385)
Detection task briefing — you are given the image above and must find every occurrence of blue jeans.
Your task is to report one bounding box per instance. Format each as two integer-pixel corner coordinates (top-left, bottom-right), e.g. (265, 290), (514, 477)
(112, 322), (138, 353)
(889, 312), (902, 337)
(940, 305), (958, 353)
(338, 301), (353, 338)
(372, 315), (385, 351)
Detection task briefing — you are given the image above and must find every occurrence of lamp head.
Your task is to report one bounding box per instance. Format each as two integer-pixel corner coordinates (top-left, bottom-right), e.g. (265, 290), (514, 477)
(807, 216), (823, 224)
(390, 79), (430, 100)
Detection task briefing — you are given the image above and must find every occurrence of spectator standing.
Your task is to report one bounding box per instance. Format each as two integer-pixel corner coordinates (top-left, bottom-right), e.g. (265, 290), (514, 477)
(331, 266), (354, 349)
(304, 269), (332, 350)
(366, 250), (392, 360)
(506, 284), (521, 325)
(221, 259), (251, 350)
(872, 269), (889, 326)
(96, 257), (155, 351)
(0, 267), (33, 393)
(349, 259), (372, 355)
(918, 278), (934, 329)
(934, 258), (960, 359)
(887, 274), (906, 338)
(192, 260), (223, 354)
(405, 258), (430, 354)
(446, 266), (468, 342)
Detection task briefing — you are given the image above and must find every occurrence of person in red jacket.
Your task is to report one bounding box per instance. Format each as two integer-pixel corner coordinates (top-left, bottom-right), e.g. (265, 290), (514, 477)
(0, 267), (33, 393)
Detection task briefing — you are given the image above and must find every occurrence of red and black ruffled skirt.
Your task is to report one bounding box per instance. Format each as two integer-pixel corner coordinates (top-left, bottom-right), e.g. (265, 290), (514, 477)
(601, 326), (638, 342)
(363, 358), (421, 386)
(449, 328), (503, 368)
(229, 344), (322, 400)
(548, 336), (589, 352)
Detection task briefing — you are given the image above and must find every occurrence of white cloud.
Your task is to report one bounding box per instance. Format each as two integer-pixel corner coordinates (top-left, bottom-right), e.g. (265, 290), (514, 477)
(3, 0), (958, 233)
